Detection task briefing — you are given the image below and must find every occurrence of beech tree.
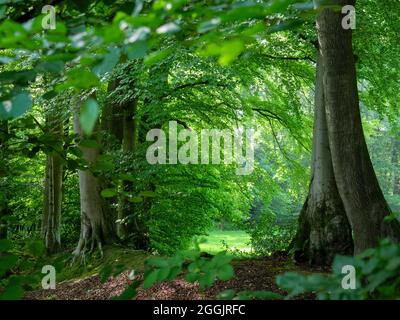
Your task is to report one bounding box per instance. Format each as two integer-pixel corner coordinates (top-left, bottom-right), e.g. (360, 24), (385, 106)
(41, 112), (63, 254)
(316, 0), (400, 254)
(72, 96), (116, 259)
(291, 52), (353, 265)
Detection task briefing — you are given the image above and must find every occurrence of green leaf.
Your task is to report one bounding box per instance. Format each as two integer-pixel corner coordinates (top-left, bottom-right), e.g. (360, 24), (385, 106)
(92, 47), (120, 76)
(93, 155), (114, 172)
(99, 265), (113, 283)
(386, 257), (400, 271)
(167, 266), (181, 281)
(125, 41), (148, 60)
(0, 285), (24, 300)
(218, 264), (234, 281)
(0, 70), (36, 85)
(276, 272), (307, 297)
(139, 190), (156, 198)
(198, 39), (244, 66)
(144, 48), (173, 67)
(101, 188), (117, 198)
(63, 68), (100, 90)
(146, 257), (169, 268)
(118, 173), (136, 182)
(184, 272), (198, 283)
(80, 98), (99, 136)
(35, 61), (64, 74)
(218, 39), (244, 66)
(0, 239), (12, 253)
(0, 254), (18, 276)
(128, 196), (143, 203)
(143, 270), (159, 289)
(26, 240), (45, 257)
(198, 271), (216, 289)
(113, 280), (141, 300)
(0, 91), (33, 120)
(367, 269), (394, 291)
(157, 267), (170, 282)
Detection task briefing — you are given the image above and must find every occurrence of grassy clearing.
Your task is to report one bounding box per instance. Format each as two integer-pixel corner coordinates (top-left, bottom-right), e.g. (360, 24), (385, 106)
(198, 229), (252, 255)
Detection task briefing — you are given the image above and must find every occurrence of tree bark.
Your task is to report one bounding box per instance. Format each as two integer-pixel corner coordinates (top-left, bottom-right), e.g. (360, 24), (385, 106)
(292, 53), (353, 265)
(42, 142), (63, 253)
(117, 99), (138, 239)
(101, 80), (123, 144)
(392, 133), (400, 195)
(317, 0), (400, 253)
(73, 102), (116, 260)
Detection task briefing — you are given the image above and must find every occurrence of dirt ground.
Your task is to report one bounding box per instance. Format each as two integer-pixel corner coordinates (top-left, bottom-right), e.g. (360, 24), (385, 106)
(24, 255), (328, 300)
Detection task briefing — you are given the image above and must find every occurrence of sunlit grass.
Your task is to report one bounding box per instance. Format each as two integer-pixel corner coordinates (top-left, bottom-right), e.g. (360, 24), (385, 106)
(197, 229), (252, 255)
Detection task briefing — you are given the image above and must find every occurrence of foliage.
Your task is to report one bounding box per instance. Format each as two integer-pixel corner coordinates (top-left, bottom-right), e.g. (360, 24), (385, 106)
(277, 239), (400, 300)
(0, 239), (64, 300)
(0, 0), (399, 302)
(110, 242), (236, 300)
(108, 242), (283, 300)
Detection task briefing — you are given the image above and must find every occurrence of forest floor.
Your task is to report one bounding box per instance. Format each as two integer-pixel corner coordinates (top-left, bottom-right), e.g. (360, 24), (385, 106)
(24, 252), (328, 300)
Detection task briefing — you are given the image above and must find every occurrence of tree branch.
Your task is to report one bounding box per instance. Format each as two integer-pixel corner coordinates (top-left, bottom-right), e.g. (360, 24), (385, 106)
(260, 54), (316, 63)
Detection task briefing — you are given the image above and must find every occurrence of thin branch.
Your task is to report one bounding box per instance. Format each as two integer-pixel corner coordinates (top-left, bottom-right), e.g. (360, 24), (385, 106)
(260, 54), (316, 64)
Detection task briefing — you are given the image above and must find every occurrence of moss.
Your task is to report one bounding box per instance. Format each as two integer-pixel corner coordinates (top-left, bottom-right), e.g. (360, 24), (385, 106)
(44, 245), (148, 283)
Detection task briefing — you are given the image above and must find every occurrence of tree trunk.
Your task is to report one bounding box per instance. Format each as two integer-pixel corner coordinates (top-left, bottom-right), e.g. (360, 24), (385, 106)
(122, 100), (138, 153)
(117, 99), (138, 239)
(73, 104), (116, 260)
(392, 133), (400, 195)
(101, 80), (123, 144)
(42, 149), (63, 253)
(317, 0), (400, 253)
(292, 53), (353, 265)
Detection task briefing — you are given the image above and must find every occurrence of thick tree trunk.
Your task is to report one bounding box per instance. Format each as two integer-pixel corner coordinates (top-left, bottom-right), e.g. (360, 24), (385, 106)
(42, 153), (63, 253)
(317, 0), (400, 253)
(73, 105), (116, 260)
(42, 114), (63, 254)
(292, 53), (353, 265)
(99, 80), (124, 241)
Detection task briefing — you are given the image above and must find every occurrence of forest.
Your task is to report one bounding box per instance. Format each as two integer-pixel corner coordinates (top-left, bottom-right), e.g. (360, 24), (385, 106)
(0, 0), (400, 302)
